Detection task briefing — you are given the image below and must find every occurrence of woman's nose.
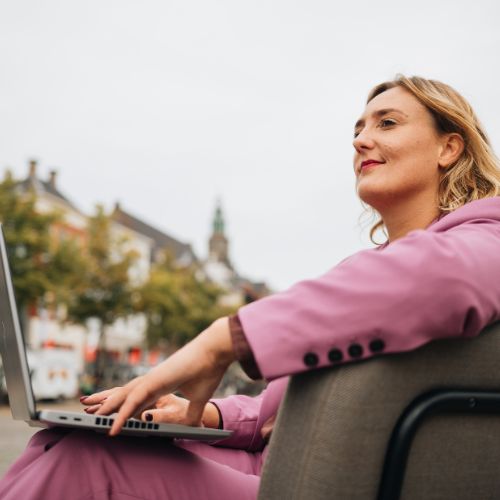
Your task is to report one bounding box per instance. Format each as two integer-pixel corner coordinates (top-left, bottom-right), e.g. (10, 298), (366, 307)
(353, 129), (375, 152)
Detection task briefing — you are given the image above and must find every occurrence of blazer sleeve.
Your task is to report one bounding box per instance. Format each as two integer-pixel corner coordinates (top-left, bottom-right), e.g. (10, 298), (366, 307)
(208, 390), (266, 450)
(238, 219), (500, 381)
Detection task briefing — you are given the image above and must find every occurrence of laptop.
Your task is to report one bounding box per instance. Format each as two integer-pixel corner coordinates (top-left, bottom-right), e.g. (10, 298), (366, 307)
(0, 224), (232, 441)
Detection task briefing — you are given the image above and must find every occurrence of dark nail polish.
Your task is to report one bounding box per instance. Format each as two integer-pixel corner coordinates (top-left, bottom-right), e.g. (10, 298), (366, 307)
(145, 413), (153, 422)
(80, 396), (88, 402)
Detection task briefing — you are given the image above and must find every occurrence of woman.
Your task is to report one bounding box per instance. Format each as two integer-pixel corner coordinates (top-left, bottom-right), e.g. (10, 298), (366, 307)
(2, 75), (500, 499)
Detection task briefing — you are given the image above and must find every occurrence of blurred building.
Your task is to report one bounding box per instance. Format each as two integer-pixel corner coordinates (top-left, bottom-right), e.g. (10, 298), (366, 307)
(16, 159), (88, 245)
(111, 201), (198, 271)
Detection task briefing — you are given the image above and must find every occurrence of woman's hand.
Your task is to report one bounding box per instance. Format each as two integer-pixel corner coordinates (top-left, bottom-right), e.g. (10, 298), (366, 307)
(86, 317), (233, 436)
(140, 394), (221, 428)
(81, 379), (147, 419)
(82, 392), (221, 428)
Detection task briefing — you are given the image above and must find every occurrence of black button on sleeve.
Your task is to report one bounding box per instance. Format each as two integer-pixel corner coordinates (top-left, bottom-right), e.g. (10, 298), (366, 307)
(369, 339), (385, 353)
(328, 348), (343, 363)
(348, 343), (363, 358)
(303, 352), (319, 367)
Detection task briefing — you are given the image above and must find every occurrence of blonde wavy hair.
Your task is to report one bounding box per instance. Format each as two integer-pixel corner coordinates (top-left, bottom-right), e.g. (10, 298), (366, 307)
(360, 75), (500, 245)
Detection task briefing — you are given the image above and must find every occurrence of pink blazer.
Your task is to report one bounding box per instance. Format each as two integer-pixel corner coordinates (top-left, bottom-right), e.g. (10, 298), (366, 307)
(213, 196), (500, 451)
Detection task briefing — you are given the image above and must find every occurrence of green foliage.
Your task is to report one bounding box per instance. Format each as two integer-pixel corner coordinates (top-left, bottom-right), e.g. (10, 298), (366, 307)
(44, 236), (88, 307)
(0, 171), (82, 314)
(135, 253), (235, 349)
(66, 205), (138, 326)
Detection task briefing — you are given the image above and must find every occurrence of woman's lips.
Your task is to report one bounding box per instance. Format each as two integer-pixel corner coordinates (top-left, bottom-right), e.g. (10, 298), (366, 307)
(360, 160), (384, 172)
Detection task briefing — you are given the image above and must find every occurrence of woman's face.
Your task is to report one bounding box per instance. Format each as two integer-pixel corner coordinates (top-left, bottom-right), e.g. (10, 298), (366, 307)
(353, 86), (445, 211)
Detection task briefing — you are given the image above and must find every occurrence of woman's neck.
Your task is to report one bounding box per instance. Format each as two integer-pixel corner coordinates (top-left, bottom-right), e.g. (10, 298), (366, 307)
(380, 194), (440, 244)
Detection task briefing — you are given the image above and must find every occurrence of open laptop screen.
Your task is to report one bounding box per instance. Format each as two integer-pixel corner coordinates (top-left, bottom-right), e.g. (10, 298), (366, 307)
(0, 224), (37, 421)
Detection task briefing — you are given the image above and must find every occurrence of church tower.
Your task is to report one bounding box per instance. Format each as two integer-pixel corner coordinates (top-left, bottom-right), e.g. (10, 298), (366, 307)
(208, 200), (231, 268)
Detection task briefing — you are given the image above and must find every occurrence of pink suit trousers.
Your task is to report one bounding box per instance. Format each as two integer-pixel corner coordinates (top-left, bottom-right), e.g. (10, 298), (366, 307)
(0, 428), (262, 500)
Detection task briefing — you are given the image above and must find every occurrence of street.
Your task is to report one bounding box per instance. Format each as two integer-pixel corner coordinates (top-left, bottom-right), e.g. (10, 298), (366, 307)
(0, 399), (81, 478)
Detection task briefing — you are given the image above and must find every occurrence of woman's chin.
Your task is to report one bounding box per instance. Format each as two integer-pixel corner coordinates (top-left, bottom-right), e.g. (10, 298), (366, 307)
(357, 186), (407, 214)
(356, 184), (389, 208)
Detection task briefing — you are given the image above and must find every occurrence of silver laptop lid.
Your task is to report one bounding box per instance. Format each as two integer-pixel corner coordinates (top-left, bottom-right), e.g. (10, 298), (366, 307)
(0, 224), (37, 421)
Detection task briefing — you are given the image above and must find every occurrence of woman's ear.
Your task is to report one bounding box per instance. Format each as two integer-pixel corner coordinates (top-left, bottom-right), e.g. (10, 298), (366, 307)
(438, 133), (465, 169)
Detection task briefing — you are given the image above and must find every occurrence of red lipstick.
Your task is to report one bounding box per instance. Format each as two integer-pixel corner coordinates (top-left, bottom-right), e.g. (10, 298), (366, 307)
(360, 160), (384, 172)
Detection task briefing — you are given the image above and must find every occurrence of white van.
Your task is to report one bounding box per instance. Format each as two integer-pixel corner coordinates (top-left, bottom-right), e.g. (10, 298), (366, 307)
(27, 348), (80, 400)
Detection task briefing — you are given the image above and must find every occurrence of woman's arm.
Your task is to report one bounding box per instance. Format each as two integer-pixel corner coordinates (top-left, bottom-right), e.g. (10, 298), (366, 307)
(95, 317), (235, 435)
(237, 218), (500, 380)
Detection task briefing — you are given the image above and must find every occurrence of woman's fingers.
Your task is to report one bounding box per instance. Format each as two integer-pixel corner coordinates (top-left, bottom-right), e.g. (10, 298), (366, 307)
(154, 393), (179, 408)
(141, 408), (180, 424)
(139, 394), (189, 424)
(109, 385), (155, 436)
(95, 388), (128, 416)
(83, 404), (102, 414)
(94, 376), (147, 416)
(80, 388), (116, 406)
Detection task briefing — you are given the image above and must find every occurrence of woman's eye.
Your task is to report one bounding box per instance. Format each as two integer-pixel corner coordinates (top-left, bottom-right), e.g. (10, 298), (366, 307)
(354, 119), (396, 138)
(379, 119), (397, 128)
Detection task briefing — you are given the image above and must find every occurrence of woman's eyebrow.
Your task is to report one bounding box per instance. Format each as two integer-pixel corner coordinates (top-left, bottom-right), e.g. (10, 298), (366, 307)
(354, 108), (409, 130)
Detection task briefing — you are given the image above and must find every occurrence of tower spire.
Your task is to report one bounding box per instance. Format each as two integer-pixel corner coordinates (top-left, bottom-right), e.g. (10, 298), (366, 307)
(208, 198), (231, 268)
(212, 199), (225, 234)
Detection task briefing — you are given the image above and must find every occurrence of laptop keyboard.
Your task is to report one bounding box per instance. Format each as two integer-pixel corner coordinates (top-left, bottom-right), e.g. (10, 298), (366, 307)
(94, 416), (159, 430)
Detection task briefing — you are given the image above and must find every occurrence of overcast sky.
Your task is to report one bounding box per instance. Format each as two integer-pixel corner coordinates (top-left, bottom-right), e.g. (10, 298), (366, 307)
(1, 1), (499, 291)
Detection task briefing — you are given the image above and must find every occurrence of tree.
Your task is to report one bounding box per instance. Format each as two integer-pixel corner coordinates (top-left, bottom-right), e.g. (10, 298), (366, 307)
(66, 205), (138, 387)
(136, 252), (235, 351)
(0, 170), (86, 335)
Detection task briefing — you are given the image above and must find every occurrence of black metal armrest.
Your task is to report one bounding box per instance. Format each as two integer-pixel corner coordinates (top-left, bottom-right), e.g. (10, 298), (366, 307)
(378, 388), (500, 500)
